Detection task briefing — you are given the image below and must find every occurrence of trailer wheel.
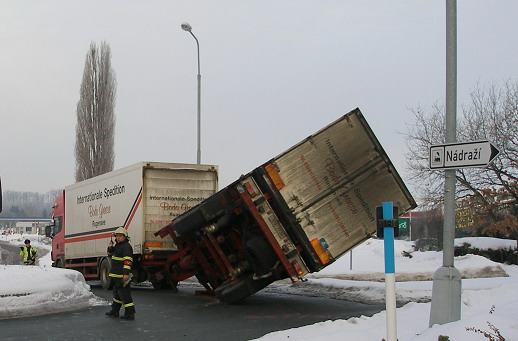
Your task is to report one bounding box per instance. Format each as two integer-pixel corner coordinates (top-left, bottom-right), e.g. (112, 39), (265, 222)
(195, 272), (209, 287)
(216, 275), (274, 304)
(215, 279), (251, 304)
(150, 280), (160, 289)
(99, 258), (112, 290)
(54, 257), (64, 268)
(151, 278), (173, 290)
(151, 278), (166, 290)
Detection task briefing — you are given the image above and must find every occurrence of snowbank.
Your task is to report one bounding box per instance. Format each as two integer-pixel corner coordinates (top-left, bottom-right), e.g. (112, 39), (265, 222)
(455, 236), (517, 250)
(0, 265), (104, 319)
(313, 239), (508, 282)
(0, 234), (105, 319)
(256, 238), (518, 340)
(257, 265), (518, 340)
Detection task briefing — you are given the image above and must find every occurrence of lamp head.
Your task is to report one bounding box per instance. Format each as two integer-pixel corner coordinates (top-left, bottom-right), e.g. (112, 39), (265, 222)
(181, 23), (192, 32)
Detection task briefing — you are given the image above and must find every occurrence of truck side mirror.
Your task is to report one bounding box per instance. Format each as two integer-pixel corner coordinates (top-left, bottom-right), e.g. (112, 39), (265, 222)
(45, 225), (53, 238)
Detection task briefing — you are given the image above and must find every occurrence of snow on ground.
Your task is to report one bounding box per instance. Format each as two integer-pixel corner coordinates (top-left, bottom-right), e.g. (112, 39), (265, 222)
(2, 233), (518, 340)
(455, 236), (517, 250)
(0, 234), (106, 320)
(314, 238), (509, 281)
(256, 237), (518, 340)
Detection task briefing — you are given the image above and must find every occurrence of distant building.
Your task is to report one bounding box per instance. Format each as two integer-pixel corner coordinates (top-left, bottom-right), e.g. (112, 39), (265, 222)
(0, 218), (52, 235)
(15, 221), (49, 235)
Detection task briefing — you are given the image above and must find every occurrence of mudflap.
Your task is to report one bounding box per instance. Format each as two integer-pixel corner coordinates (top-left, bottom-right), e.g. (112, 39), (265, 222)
(215, 275), (274, 304)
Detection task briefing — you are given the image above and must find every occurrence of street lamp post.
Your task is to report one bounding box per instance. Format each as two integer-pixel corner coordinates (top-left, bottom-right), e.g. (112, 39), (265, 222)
(181, 22), (201, 164)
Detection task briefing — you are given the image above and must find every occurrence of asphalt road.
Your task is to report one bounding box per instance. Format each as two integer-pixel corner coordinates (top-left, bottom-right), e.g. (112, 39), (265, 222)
(0, 282), (384, 341)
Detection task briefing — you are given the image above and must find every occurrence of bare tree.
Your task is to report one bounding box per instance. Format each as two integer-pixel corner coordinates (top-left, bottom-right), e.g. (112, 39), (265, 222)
(75, 41), (116, 182)
(405, 81), (518, 236)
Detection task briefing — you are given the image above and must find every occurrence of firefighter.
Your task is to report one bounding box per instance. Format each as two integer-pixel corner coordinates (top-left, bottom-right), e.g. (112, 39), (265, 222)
(19, 239), (37, 265)
(105, 227), (135, 320)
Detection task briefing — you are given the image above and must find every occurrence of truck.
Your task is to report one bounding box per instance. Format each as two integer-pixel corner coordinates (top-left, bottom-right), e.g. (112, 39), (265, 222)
(49, 162), (218, 289)
(155, 108), (417, 303)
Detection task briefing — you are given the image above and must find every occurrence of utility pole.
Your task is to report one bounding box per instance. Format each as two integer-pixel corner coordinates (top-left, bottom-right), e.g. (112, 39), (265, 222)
(429, 0), (462, 326)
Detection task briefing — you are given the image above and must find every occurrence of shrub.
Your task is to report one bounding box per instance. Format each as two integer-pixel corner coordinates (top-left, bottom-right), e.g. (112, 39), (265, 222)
(454, 243), (517, 265)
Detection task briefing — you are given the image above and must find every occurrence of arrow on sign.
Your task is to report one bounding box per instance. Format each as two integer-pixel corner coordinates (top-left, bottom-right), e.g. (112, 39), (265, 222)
(429, 140), (500, 170)
(489, 144), (500, 163)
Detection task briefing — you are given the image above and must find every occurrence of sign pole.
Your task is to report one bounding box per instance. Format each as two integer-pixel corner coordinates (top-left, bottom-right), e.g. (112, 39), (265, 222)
(381, 202), (397, 341)
(429, 0), (462, 327)
(409, 211), (412, 241)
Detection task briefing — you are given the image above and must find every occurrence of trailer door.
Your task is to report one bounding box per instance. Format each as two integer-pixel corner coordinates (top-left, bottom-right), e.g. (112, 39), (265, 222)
(265, 109), (416, 262)
(142, 164), (218, 252)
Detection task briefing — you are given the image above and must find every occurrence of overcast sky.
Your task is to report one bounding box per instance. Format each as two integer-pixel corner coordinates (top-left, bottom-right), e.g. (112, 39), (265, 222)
(1, 1), (517, 195)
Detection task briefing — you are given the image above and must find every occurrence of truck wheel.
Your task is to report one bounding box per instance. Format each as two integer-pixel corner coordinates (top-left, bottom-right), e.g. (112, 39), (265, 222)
(99, 258), (112, 290)
(151, 271), (170, 290)
(195, 272), (211, 290)
(215, 279), (250, 304)
(151, 277), (178, 291)
(151, 278), (171, 290)
(216, 275), (274, 304)
(151, 279), (161, 289)
(55, 257), (64, 268)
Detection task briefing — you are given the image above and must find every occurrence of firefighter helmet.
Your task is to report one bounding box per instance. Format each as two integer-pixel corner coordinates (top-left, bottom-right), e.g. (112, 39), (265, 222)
(113, 227), (128, 237)
(24, 239), (31, 244)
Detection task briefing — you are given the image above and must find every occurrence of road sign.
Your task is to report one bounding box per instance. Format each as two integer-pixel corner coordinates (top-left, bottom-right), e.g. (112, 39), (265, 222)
(398, 218), (410, 236)
(429, 140), (500, 170)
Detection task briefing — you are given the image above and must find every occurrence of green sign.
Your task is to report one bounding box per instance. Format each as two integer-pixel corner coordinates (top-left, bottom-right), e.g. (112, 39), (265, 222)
(398, 218), (410, 236)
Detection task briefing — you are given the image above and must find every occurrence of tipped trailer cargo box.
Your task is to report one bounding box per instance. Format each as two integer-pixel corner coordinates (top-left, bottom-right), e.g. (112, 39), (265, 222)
(156, 108), (417, 303)
(49, 162), (218, 289)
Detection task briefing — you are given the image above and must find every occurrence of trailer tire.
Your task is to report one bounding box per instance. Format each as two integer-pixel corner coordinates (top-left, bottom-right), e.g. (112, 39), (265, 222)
(151, 279), (166, 290)
(216, 275), (274, 304)
(215, 279), (252, 304)
(99, 258), (112, 290)
(151, 278), (178, 291)
(151, 280), (160, 289)
(195, 272), (209, 287)
(54, 257), (64, 268)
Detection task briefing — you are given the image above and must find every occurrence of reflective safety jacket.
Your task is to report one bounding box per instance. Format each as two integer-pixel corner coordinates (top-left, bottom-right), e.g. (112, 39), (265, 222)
(107, 239), (133, 279)
(20, 246), (37, 264)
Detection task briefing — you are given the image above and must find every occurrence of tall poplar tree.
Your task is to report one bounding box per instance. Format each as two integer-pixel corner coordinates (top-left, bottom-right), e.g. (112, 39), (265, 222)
(75, 41), (116, 182)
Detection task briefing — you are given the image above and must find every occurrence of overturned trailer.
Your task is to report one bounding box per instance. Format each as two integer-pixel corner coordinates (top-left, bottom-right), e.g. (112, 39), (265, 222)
(156, 108), (416, 303)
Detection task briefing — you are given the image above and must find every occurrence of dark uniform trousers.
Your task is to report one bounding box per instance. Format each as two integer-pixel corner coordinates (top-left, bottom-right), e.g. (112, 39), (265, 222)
(111, 279), (135, 314)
